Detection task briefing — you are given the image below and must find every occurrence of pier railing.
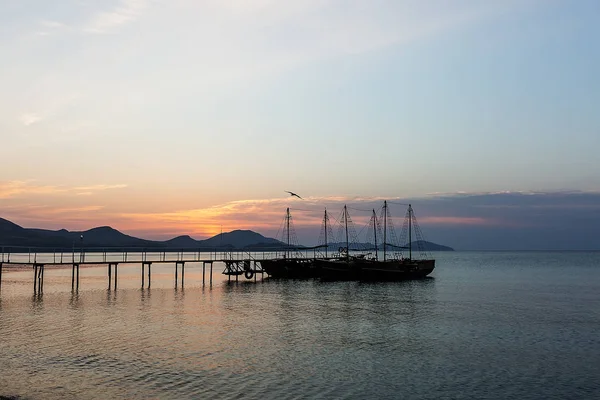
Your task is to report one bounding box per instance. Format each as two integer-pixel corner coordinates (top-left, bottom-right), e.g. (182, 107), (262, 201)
(0, 246), (323, 265)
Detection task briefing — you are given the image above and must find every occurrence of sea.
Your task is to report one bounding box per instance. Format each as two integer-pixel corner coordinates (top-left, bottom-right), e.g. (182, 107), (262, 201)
(1, 251), (599, 399)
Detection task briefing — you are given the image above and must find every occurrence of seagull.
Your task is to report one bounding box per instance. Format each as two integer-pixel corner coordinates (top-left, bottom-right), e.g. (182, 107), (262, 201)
(285, 191), (303, 200)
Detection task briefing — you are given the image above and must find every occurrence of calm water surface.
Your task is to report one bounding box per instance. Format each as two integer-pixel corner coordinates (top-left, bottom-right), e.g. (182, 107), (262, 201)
(1, 252), (599, 399)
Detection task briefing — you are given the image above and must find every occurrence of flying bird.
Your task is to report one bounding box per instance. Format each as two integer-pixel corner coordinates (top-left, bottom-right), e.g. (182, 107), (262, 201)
(285, 191), (303, 200)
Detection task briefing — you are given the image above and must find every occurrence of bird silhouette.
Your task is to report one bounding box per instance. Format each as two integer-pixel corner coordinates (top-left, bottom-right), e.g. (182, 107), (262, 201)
(285, 191), (303, 200)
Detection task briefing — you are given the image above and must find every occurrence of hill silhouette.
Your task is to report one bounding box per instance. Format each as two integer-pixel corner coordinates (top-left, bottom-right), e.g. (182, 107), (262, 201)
(407, 240), (453, 251)
(323, 240), (453, 252)
(0, 217), (452, 251)
(0, 217), (284, 250)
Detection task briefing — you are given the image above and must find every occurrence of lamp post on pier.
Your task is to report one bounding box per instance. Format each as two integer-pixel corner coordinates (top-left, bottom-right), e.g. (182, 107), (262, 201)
(80, 234), (84, 263)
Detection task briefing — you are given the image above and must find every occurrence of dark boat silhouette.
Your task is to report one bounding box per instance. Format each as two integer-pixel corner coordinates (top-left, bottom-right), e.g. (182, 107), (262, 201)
(260, 208), (320, 279)
(316, 202), (435, 281)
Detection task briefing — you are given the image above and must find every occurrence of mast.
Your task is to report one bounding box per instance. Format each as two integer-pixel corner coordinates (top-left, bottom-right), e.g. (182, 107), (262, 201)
(383, 200), (387, 262)
(324, 208), (328, 258)
(408, 204), (412, 261)
(344, 205), (349, 261)
(286, 207), (290, 259)
(372, 209), (378, 261)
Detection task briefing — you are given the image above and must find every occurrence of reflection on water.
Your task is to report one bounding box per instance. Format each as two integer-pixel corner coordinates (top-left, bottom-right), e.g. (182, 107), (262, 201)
(1, 253), (600, 399)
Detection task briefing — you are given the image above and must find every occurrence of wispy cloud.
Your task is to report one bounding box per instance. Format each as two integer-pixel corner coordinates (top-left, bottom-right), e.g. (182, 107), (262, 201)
(15, 93), (80, 135)
(0, 180), (128, 199)
(75, 184), (128, 191)
(83, 0), (149, 34)
(19, 113), (43, 126)
(43, 205), (105, 215)
(40, 20), (67, 30)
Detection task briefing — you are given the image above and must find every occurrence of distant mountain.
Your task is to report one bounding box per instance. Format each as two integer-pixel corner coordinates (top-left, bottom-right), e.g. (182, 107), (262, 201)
(321, 240), (453, 252)
(406, 240), (454, 251)
(0, 217), (452, 251)
(0, 217), (284, 250)
(0, 217), (24, 233)
(164, 235), (200, 248)
(199, 230), (283, 249)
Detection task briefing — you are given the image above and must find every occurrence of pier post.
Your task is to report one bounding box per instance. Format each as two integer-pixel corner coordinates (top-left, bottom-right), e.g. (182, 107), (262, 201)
(175, 261), (185, 288)
(210, 262), (213, 285)
(38, 264), (44, 293)
(0, 262), (2, 291)
(72, 264), (75, 289)
(34, 264), (44, 293)
(142, 262), (151, 288)
(76, 264), (80, 290)
(108, 263), (118, 290)
(202, 262), (206, 285)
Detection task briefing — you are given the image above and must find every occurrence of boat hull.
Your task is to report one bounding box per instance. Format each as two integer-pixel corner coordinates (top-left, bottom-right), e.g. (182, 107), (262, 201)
(263, 258), (435, 281)
(315, 260), (358, 281)
(261, 259), (318, 279)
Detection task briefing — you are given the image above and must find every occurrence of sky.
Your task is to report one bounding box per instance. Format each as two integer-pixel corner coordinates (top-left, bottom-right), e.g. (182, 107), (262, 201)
(1, 0), (599, 249)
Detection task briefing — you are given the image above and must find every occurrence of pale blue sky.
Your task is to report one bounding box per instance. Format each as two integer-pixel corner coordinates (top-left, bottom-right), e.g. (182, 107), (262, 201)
(1, 0), (599, 242)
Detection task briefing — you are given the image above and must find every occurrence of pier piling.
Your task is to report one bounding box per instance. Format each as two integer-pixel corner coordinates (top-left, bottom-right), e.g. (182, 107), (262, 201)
(33, 264), (44, 293)
(0, 262), (2, 291)
(142, 262), (152, 288)
(71, 263), (80, 290)
(175, 261), (185, 288)
(108, 263), (118, 290)
(76, 264), (80, 290)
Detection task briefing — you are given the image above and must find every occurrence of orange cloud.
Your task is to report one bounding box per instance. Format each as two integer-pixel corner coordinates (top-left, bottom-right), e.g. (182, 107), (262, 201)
(117, 196), (388, 239)
(2, 190), (411, 240)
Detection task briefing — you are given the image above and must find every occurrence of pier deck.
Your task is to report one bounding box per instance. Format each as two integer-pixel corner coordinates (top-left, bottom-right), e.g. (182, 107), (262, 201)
(0, 246), (328, 293)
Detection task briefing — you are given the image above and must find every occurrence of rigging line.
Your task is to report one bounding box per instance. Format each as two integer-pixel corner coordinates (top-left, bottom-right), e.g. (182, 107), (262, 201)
(346, 206), (372, 212)
(387, 201), (410, 206)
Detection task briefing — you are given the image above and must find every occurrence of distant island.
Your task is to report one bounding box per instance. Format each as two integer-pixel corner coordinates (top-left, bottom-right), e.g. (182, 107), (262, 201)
(0, 217), (453, 251)
(410, 240), (454, 251)
(325, 240), (454, 252)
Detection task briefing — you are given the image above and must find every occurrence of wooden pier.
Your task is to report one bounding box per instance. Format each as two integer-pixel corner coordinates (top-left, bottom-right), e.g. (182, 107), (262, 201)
(0, 246), (323, 293)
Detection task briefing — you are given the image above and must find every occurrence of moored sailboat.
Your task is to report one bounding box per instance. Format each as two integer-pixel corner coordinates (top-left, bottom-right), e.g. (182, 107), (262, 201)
(260, 207), (317, 278)
(359, 202), (435, 281)
(315, 205), (369, 280)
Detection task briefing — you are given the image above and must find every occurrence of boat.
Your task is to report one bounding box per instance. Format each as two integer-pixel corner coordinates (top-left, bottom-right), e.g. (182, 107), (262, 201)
(315, 205), (371, 280)
(359, 202), (435, 281)
(260, 208), (318, 279)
